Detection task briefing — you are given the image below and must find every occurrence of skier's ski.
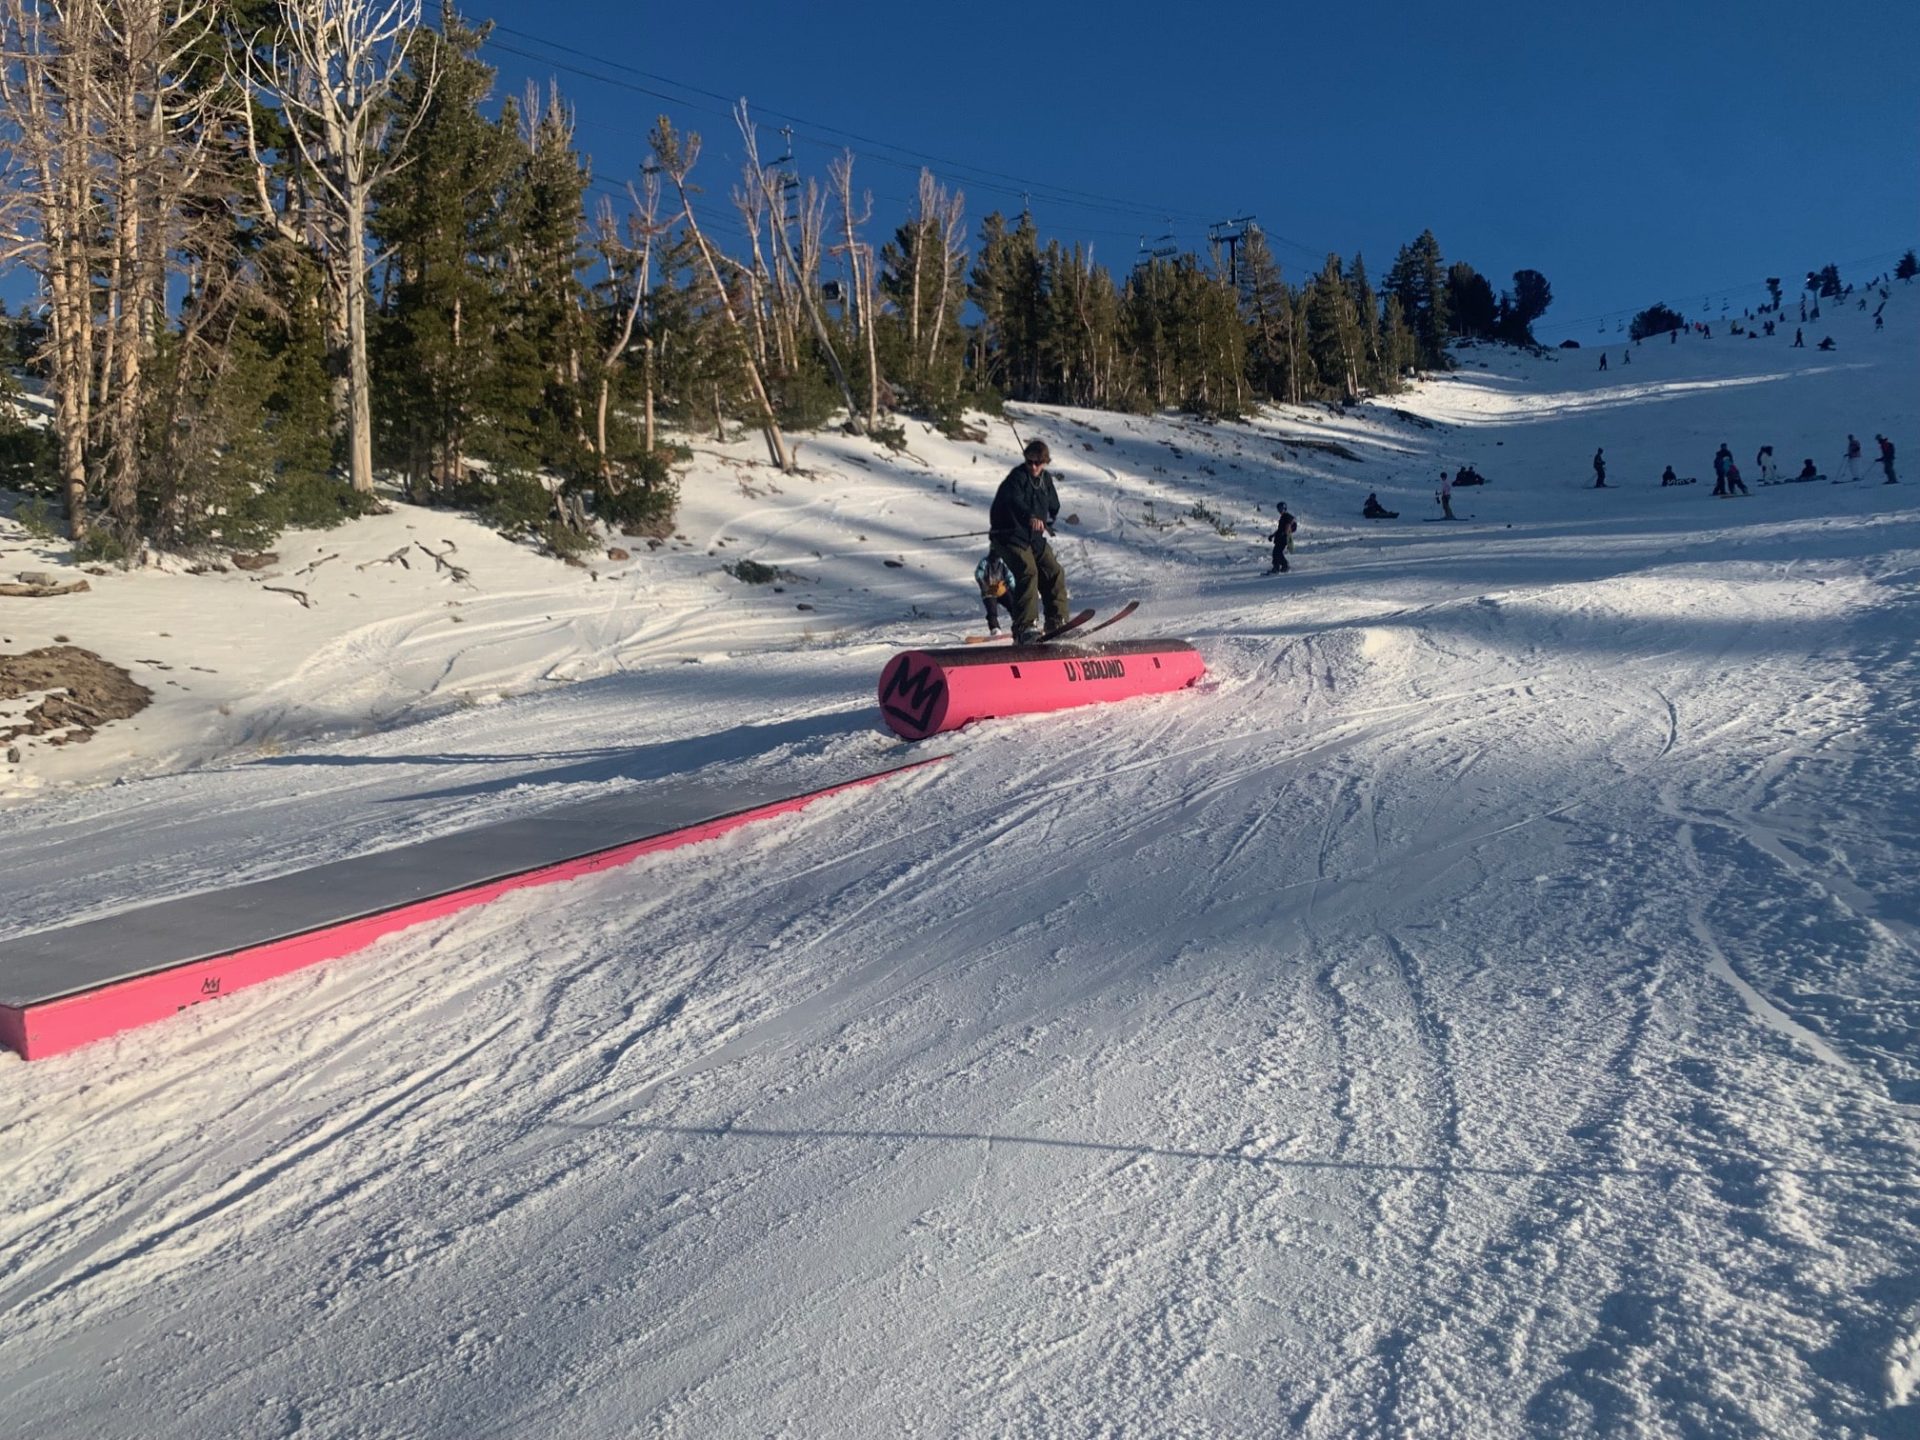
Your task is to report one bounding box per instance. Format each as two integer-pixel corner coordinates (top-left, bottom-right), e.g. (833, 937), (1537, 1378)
(1076, 600), (1139, 637)
(1423, 516), (1473, 522)
(964, 607), (1096, 645)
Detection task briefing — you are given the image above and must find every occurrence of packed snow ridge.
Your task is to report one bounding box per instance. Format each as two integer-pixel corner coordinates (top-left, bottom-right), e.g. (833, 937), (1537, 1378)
(1, 286), (1917, 1436)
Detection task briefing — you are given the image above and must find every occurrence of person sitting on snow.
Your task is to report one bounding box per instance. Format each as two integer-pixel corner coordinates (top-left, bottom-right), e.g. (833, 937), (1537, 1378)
(1797, 459), (1820, 481)
(1362, 492), (1398, 519)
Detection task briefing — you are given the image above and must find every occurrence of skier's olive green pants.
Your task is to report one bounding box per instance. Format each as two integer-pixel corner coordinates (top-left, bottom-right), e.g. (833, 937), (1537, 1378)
(993, 540), (1069, 634)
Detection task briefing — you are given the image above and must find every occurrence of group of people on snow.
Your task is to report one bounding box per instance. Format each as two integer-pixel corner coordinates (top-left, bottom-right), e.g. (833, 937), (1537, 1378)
(970, 421), (1899, 634)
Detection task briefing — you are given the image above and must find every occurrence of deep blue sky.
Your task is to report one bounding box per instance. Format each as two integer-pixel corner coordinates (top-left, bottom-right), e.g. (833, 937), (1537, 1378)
(474, 0), (1919, 340)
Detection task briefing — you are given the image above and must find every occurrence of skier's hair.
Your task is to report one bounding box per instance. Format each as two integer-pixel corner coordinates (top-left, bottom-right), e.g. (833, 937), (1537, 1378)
(1023, 440), (1051, 463)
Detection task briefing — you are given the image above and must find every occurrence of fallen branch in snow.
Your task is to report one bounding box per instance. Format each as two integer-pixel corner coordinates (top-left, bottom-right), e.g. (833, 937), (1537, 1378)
(261, 585), (312, 608)
(416, 541), (471, 583)
(295, 552), (339, 578)
(357, 547), (412, 571)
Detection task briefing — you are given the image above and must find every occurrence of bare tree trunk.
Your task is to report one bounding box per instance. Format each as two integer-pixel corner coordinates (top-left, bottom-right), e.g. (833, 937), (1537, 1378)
(653, 120), (791, 470)
(238, 0), (437, 495)
(830, 152), (880, 431)
(736, 104), (859, 429)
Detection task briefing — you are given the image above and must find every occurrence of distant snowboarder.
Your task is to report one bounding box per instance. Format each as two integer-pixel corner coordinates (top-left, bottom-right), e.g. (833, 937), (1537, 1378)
(1592, 449), (1608, 487)
(1796, 459), (1820, 481)
(1756, 445), (1780, 484)
(1268, 502), (1298, 573)
(1362, 492), (1398, 519)
(1878, 435), (1898, 484)
(1661, 465), (1680, 486)
(1712, 443), (1732, 496)
(1725, 462), (1749, 496)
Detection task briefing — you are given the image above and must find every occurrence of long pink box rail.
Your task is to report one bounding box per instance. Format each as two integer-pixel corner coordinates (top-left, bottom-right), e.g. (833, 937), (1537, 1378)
(878, 636), (1205, 742)
(0, 757), (940, 1062)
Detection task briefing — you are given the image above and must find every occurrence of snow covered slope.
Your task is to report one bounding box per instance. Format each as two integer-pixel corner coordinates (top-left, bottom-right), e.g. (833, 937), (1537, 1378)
(2, 288), (1918, 1437)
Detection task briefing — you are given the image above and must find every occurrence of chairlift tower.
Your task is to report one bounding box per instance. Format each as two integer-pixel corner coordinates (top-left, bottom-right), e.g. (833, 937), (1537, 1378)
(1208, 215), (1256, 286)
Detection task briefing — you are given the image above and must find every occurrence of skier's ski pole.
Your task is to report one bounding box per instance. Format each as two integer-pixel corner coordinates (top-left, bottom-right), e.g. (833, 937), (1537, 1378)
(921, 529), (991, 542)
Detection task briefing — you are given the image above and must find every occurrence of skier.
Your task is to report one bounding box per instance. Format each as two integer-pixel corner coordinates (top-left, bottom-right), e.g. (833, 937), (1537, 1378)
(1622, 348), (1631, 365)
(1268, 502), (1298, 574)
(1792, 327), (1805, 347)
(1841, 434), (1864, 480)
(989, 439), (1070, 643)
(1712, 443), (1732, 496)
(1592, 448), (1608, 487)
(1436, 473), (1455, 518)
(974, 553), (1017, 636)
(1598, 352), (1609, 371)
(1756, 445), (1780, 484)
(1878, 434), (1897, 484)
(1362, 492), (1398, 519)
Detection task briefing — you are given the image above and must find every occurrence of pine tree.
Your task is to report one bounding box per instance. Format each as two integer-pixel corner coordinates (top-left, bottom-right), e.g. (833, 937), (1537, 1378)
(968, 211), (1046, 400)
(1445, 261), (1497, 339)
(1387, 232), (1450, 369)
(1305, 254), (1362, 402)
(372, 6), (518, 497)
(1348, 253), (1382, 392)
(499, 84), (595, 479)
(1238, 226), (1300, 405)
(1498, 269), (1553, 344)
(1897, 250), (1918, 283)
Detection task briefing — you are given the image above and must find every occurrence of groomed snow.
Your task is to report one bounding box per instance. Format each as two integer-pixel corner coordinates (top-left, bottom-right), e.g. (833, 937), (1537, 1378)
(2, 292), (1918, 1437)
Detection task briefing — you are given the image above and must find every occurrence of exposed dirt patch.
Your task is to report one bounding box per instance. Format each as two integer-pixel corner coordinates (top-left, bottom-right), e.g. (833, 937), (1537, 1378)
(0, 645), (151, 749)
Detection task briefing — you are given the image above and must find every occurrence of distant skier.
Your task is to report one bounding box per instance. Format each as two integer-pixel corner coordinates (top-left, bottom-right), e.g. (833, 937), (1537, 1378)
(1670, 328), (1678, 345)
(1841, 434), (1864, 480)
(989, 439), (1070, 643)
(1792, 327), (1805, 347)
(1268, 502), (1298, 573)
(1878, 434), (1897, 484)
(974, 553), (1017, 636)
(1592, 449), (1607, 487)
(1712, 443), (1732, 496)
(1436, 473), (1455, 518)
(1756, 445), (1780, 484)
(1598, 352), (1609, 371)
(1362, 492), (1398, 519)
(1622, 348), (1632, 365)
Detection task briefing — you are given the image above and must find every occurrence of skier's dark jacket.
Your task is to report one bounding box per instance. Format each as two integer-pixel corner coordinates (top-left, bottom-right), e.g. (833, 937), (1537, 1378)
(990, 464), (1060, 549)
